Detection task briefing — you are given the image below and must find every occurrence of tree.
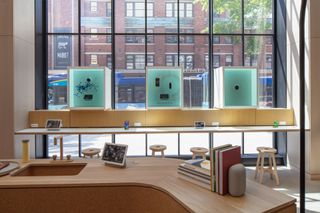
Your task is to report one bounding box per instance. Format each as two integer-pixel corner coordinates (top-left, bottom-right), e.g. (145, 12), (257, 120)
(194, 0), (273, 65)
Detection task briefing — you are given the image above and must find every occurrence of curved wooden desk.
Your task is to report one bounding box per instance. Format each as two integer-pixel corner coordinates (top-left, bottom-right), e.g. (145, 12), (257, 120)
(0, 158), (296, 213)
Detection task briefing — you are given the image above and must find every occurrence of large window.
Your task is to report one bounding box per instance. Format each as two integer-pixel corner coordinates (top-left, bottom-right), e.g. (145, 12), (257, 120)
(45, 0), (275, 158)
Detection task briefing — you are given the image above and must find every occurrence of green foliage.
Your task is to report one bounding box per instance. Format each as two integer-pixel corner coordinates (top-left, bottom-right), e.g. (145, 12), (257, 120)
(195, 0), (273, 58)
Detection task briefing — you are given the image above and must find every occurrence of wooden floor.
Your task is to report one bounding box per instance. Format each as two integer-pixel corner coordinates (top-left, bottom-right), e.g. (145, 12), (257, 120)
(246, 166), (320, 213)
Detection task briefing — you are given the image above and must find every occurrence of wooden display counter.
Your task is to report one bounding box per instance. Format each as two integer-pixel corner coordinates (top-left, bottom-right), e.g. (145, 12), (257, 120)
(0, 158), (296, 213)
(28, 108), (295, 128)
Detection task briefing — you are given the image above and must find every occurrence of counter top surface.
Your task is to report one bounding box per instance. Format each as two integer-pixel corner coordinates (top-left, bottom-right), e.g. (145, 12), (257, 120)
(15, 126), (301, 135)
(0, 158), (296, 213)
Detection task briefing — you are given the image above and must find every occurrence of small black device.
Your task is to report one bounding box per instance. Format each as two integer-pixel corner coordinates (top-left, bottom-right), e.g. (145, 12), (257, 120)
(194, 121), (205, 129)
(155, 78), (160, 87)
(160, 94), (169, 100)
(83, 94), (93, 100)
(46, 119), (62, 131)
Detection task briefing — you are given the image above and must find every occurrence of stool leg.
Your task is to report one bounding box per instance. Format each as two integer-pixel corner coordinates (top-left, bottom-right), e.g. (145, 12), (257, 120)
(271, 153), (280, 185)
(202, 154), (206, 160)
(161, 150), (164, 158)
(255, 152), (261, 179)
(268, 153), (273, 179)
(259, 153), (265, 184)
(152, 150), (155, 156)
(192, 153), (196, 159)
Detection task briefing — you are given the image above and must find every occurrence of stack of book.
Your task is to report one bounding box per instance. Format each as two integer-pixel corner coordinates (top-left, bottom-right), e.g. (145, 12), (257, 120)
(177, 159), (211, 190)
(177, 145), (241, 195)
(210, 144), (241, 195)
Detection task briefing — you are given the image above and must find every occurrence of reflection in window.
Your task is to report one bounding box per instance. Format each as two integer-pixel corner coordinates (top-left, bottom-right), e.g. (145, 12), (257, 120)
(166, 2), (193, 18)
(180, 3), (193, 18)
(165, 54), (194, 70)
(180, 29), (194, 44)
(266, 54), (272, 69)
(165, 29), (178, 43)
(213, 55), (220, 68)
(225, 55), (233, 66)
(125, 29), (154, 43)
(126, 2), (152, 17)
(90, 1), (97, 12)
(166, 3), (178, 17)
(213, 36), (220, 44)
(90, 28), (98, 39)
(126, 55), (154, 70)
(90, 54), (98, 65)
(224, 36), (233, 44)
(106, 2), (112, 17)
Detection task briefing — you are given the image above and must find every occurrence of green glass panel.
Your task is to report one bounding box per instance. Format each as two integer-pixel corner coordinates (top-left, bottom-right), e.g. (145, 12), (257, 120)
(147, 67), (182, 108)
(223, 68), (257, 107)
(69, 68), (105, 108)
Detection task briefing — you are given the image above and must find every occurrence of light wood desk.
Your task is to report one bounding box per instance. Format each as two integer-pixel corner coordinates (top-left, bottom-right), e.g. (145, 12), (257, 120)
(15, 126), (301, 135)
(0, 158), (296, 213)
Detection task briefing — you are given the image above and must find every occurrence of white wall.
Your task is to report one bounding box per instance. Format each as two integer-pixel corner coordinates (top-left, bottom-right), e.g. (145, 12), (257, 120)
(287, 0), (320, 179)
(13, 0), (35, 158)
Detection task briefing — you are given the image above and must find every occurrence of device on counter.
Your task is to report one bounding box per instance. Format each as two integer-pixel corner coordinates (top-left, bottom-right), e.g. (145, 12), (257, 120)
(45, 119), (62, 131)
(194, 121), (205, 129)
(102, 143), (128, 168)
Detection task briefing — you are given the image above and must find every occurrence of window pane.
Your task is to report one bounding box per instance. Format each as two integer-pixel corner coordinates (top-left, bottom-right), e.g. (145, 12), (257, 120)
(181, 35), (209, 108)
(48, 135), (79, 157)
(213, 0), (242, 33)
(180, 133), (209, 155)
(116, 1), (145, 33)
(115, 134), (146, 156)
(147, 134), (178, 156)
(244, 36), (273, 107)
(115, 36), (146, 109)
(48, 0), (79, 33)
(81, 35), (112, 68)
(213, 133), (242, 152)
(81, 0), (112, 32)
(48, 35), (78, 109)
(244, 132), (273, 154)
(148, 35), (178, 66)
(151, 0), (177, 33)
(81, 134), (112, 155)
(213, 35), (242, 68)
(48, 70), (68, 109)
(244, 0), (273, 34)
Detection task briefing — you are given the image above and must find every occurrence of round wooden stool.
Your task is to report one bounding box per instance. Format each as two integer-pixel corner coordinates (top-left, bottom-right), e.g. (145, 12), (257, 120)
(149, 145), (167, 158)
(255, 147), (280, 185)
(190, 147), (209, 160)
(82, 148), (101, 158)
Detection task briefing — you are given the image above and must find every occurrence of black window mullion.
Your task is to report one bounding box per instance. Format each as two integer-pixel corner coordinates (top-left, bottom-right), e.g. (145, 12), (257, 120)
(209, 0), (213, 108)
(78, 0), (81, 66)
(241, 0), (245, 66)
(177, 0), (180, 66)
(111, 0), (116, 109)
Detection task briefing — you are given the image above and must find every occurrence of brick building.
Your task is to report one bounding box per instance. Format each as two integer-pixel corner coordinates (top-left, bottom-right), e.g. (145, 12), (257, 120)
(47, 0), (273, 108)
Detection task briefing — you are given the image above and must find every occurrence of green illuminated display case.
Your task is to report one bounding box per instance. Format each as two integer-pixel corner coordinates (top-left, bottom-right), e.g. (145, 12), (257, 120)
(214, 67), (258, 108)
(146, 67), (183, 108)
(68, 67), (111, 109)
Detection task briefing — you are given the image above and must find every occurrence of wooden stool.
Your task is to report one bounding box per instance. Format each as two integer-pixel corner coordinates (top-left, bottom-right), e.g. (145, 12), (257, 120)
(82, 148), (101, 158)
(255, 147), (280, 185)
(190, 147), (208, 160)
(149, 145), (167, 158)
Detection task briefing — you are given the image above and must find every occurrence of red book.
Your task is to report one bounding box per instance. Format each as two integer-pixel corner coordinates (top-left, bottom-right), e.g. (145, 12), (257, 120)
(218, 146), (241, 195)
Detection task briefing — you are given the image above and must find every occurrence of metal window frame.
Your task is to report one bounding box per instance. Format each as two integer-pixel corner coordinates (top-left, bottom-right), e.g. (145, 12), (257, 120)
(36, 0), (283, 163)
